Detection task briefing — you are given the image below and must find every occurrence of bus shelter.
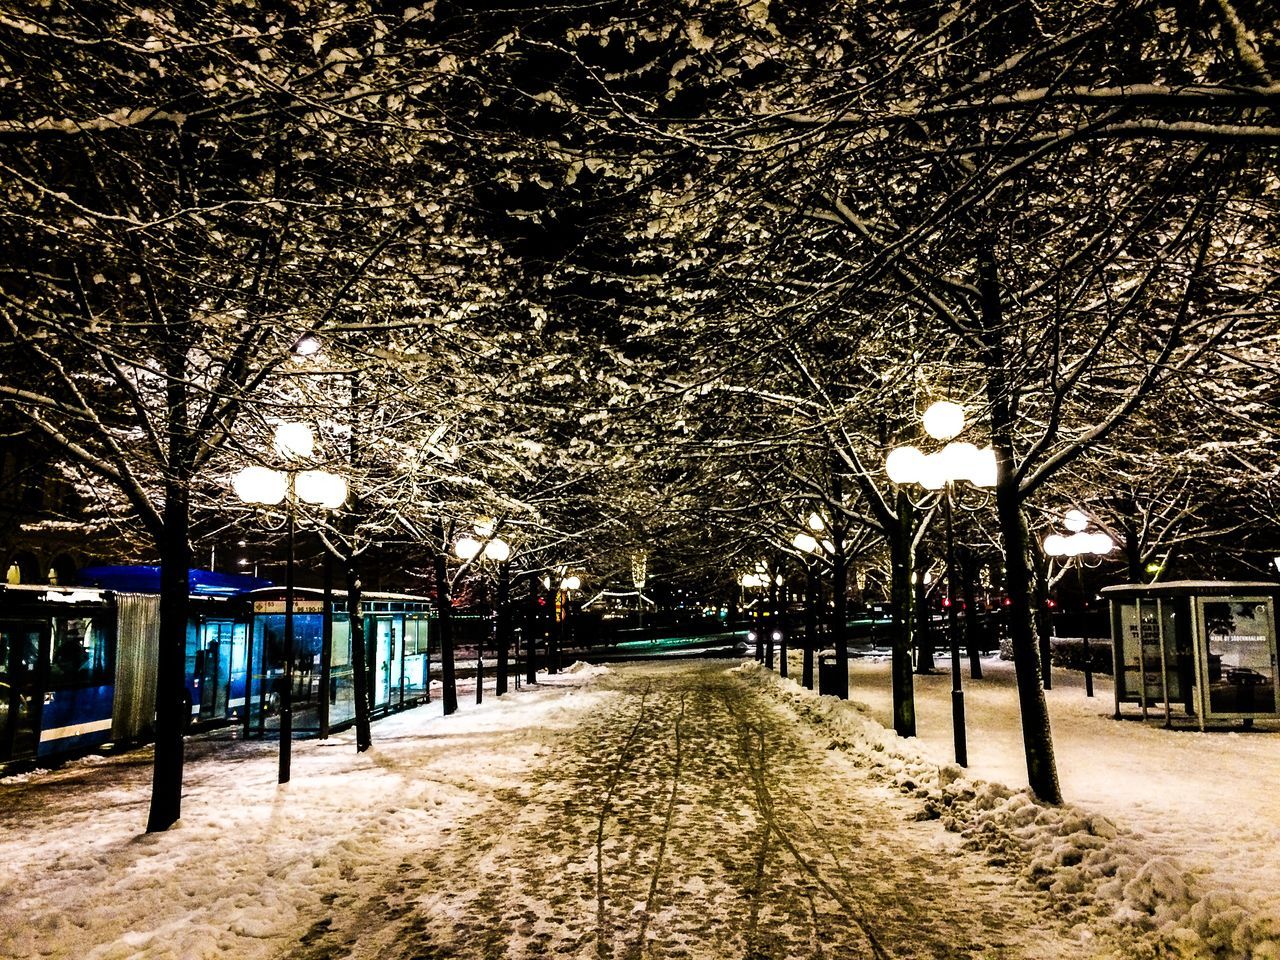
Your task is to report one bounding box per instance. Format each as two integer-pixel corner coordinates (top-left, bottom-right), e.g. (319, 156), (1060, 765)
(1101, 581), (1279, 729)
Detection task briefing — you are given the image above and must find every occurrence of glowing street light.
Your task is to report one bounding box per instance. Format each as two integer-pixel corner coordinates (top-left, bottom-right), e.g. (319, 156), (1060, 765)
(884, 399), (992, 768)
(231, 422), (345, 785)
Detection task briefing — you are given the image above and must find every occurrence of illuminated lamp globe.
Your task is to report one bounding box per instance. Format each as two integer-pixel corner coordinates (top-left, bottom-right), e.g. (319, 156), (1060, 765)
(917, 452), (948, 490)
(1088, 532), (1115, 554)
(970, 447), (998, 488)
(291, 333), (323, 358)
(923, 400), (965, 441)
(1064, 509), (1089, 532)
(821, 539), (835, 554)
(940, 442), (979, 482)
(885, 445), (925, 485)
(792, 532), (819, 554)
(561, 575), (582, 591)
(807, 512), (826, 532)
(273, 422), (314, 461)
(1043, 534), (1069, 557)
(296, 470), (347, 509)
(483, 538), (511, 562)
(454, 536), (482, 561)
(232, 466), (287, 505)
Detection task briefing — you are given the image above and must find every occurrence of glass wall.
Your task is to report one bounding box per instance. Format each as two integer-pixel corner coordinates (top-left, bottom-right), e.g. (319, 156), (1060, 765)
(245, 595), (434, 737)
(1200, 598), (1277, 715)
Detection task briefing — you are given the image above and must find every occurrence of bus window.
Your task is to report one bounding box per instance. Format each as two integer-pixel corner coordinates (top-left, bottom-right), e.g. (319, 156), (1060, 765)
(48, 615), (112, 687)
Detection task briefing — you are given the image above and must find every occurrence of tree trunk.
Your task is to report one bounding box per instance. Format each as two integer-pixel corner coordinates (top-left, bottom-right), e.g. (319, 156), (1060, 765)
(889, 495), (917, 737)
(831, 464), (849, 699)
(146, 352), (191, 834)
(146, 472), (190, 833)
(980, 236), (1062, 805)
(960, 544), (983, 680)
(1030, 543), (1054, 689)
(433, 523), (457, 715)
(346, 550), (372, 751)
(766, 574), (777, 670)
(914, 543), (934, 674)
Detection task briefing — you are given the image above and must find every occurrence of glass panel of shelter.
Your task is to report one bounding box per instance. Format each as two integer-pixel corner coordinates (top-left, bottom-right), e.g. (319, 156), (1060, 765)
(1197, 597), (1277, 718)
(0, 621), (45, 761)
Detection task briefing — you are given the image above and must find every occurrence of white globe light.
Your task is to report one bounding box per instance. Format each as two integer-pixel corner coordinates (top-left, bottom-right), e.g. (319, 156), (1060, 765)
(939, 442), (979, 482)
(917, 452), (947, 490)
(1043, 534), (1069, 557)
(291, 333), (323, 358)
(807, 512), (825, 532)
(296, 470), (346, 509)
(483, 538), (511, 562)
(970, 447), (998, 488)
(885, 445), (925, 484)
(561, 575), (581, 591)
(1088, 532), (1115, 554)
(1067, 532), (1095, 555)
(792, 532), (819, 554)
(454, 536), (481, 561)
(1064, 509), (1089, 532)
(821, 539), (835, 554)
(923, 400), (965, 441)
(232, 466), (287, 505)
(273, 422), (314, 461)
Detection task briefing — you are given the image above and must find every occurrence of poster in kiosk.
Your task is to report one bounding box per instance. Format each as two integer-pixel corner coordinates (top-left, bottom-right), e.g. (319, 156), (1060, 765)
(1103, 581), (1280, 729)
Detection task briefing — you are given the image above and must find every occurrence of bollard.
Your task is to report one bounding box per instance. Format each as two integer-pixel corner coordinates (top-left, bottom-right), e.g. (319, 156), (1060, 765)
(1082, 634), (1094, 698)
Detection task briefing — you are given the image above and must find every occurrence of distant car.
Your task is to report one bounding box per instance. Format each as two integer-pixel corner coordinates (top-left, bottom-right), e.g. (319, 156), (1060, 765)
(1225, 667), (1271, 686)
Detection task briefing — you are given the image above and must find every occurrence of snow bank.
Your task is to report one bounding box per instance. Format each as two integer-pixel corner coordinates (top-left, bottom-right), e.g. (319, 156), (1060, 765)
(733, 661), (1280, 960)
(562, 660), (612, 678)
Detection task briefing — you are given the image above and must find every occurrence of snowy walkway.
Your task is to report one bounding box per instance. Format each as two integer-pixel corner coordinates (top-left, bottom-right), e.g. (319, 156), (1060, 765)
(0, 661), (1093, 960)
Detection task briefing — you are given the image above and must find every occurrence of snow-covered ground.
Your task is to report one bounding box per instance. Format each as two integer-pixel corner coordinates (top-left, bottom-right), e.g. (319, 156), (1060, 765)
(4, 656), (1280, 959)
(782, 651), (1280, 958)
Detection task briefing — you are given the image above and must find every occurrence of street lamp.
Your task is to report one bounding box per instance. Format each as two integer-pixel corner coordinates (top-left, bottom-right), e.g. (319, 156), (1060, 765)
(232, 422), (346, 785)
(1043, 510), (1114, 698)
(454, 523), (514, 702)
(738, 567), (772, 663)
(791, 530), (832, 690)
(885, 400), (996, 768)
(544, 571), (582, 673)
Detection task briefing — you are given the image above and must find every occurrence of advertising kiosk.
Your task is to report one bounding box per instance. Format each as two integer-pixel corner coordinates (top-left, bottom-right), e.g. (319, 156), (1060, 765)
(1102, 581), (1279, 729)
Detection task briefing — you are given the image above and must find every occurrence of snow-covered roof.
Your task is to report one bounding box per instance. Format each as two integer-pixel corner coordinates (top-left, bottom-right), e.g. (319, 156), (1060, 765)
(1100, 580), (1280, 597)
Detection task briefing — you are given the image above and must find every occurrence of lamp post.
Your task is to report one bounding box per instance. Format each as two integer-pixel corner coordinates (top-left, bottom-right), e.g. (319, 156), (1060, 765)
(738, 566), (771, 664)
(1043, 510), (1115, 698)
(885, 401), (996, 768)
(232, 423), (347, 785)
(454, 524), (513, 704)
(792, 520), (834, 691)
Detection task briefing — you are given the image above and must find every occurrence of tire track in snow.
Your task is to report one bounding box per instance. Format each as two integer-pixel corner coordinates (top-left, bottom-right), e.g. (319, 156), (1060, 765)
(593, 680), (653, 958)
(628, 690), (685, 958)
(720, 688), (892, 960)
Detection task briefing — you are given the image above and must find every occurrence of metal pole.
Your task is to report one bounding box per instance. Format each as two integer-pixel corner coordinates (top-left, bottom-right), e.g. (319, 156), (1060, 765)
(319, 546), (333, 739)
(280, 502), (295, 784)
(802, 562), (816, 690)
(496, 561), (510, 696)
(525, 582), (538, 686)
(944, 485), (968, 767)
(1077, 562), (1094, 698)
(475, 620), (483, 705)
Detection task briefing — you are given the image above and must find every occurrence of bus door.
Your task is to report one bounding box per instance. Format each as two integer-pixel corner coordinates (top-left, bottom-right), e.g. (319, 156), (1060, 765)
(0, 621), (46, 762)
(196, 620), (239, 721)
(373, 617), (396, 708)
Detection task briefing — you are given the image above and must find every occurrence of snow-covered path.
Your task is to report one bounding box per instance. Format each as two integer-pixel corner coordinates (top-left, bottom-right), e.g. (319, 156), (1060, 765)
(1, 661), (1093, 960)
